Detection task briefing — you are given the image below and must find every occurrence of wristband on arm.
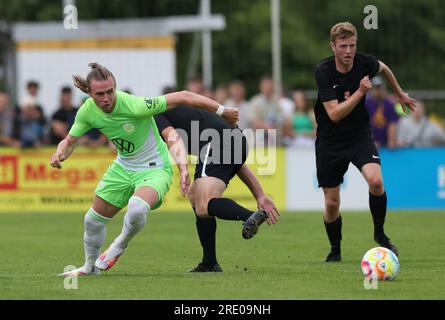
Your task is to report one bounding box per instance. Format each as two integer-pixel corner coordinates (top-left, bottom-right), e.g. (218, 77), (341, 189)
(216, 105), (225, 116)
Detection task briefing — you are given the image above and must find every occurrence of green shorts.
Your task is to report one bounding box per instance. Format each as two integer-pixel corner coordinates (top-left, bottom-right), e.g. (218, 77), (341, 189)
(95, 161), (173, 210)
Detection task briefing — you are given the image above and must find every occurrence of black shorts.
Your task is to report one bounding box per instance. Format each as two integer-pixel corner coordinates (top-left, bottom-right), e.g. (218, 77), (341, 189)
(315, 135), (381, 188)
(194, 134), (249, 185)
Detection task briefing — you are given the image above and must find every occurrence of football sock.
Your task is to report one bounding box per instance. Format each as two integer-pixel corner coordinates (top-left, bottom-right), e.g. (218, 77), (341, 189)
(84, 208), (111, 269)
(369, 192), (387, 236)
(207, 198), (253, 222)
(324, 215), (342, 254)
(114, 196), (150, 249)
(194, 208), (217, 266)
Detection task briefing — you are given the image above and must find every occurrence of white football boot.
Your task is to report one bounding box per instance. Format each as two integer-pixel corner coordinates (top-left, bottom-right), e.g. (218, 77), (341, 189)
(95, 242), (126, 271)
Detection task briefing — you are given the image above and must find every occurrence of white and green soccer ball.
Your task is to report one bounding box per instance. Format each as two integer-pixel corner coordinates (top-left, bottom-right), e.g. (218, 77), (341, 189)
(361, 247), (399, 280)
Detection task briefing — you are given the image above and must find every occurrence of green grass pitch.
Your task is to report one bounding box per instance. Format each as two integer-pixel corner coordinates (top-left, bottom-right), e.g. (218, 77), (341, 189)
(1, 210), (444, 299)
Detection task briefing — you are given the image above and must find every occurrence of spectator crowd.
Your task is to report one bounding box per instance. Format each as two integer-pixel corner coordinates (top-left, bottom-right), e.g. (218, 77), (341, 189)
(1, 77), (445, 149)
(0, 81), (109, 149)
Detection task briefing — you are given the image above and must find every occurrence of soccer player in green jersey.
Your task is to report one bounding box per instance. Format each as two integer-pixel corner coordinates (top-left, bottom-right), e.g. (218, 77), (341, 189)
(51, 63), (239, 276)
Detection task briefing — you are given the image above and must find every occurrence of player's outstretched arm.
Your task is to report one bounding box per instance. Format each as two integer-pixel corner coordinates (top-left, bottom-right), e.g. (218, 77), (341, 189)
(164, 91), (239, 124)
(378, 61), (416, 112)
(160, 126), (190, 196)
(50, 135), (79, 169)
(236, 164), (280, 224)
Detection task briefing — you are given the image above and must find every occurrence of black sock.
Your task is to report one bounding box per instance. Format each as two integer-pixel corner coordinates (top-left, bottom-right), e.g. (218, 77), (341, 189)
(193, 207), (217, 266)
(207, 198), (253, 222)
(324, 215), (342, 254)
(369, 192), (387, 237)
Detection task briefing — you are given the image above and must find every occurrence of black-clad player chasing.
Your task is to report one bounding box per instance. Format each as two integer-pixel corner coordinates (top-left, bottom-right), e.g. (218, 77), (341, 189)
(314, 22), (415, 262)
(155, 105), (279, 272)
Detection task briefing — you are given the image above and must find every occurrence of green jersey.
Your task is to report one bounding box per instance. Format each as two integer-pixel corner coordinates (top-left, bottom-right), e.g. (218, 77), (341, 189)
(69, 91), (170, 171)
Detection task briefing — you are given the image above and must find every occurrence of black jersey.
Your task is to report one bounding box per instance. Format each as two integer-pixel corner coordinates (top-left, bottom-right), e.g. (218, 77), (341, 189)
(314, 53), (380, 140)
(154, 105), (244, 157)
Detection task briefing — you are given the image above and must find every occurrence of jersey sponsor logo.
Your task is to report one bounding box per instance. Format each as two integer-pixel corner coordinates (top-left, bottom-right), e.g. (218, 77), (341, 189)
(123, 123), (135, 133)
(111, 138), (135, 153)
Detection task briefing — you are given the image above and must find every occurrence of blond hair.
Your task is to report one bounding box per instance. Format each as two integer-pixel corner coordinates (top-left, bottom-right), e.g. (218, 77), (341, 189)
(73, 63), (116, 94)
(330, 22), (357, 43)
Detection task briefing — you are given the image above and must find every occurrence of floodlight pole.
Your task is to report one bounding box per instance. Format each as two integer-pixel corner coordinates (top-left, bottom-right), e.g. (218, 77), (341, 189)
(271, 0), (282, 99)
(201, 0), (213, 89)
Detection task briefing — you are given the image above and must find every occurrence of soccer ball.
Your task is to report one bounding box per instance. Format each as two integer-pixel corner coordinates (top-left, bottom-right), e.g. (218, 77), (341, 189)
(361, 247), (399, 280)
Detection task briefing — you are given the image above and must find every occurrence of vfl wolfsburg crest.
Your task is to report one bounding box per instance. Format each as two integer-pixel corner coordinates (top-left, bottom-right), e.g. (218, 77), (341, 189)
(123, 123), (135, 133)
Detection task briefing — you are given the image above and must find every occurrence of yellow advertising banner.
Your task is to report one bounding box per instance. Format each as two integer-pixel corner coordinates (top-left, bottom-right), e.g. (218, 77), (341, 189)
(0, 148), (111, 213)
(0, 147), (285, 213)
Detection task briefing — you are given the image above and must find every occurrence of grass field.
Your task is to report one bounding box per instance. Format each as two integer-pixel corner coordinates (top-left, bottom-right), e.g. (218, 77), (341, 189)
(1, 210), (444, 300)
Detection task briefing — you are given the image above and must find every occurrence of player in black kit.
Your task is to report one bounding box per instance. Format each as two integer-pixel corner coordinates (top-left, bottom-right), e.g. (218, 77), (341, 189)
(155, 105), (279, 272)
(314, 22), (415, 262)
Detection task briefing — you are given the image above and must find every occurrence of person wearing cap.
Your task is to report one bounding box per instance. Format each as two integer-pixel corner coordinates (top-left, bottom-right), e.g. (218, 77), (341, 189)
(365, 76), (399, 149)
